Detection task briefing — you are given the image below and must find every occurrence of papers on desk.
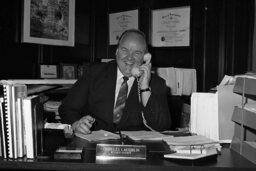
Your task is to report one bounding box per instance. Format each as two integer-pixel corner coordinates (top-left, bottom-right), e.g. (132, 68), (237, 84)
(74, 130), (169, 142)
(163, 135), (221, 160)
(44, 122), (70, 130)
(121, 131), (169, 141)
(75, 130), (120, 141)
(190, 92), (219, 141)
(164, 148), (218, 160)
(163, 135), (219, 146)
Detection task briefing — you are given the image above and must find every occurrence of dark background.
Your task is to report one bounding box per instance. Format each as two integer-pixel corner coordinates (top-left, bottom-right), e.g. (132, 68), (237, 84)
(0, 0), (254, 92)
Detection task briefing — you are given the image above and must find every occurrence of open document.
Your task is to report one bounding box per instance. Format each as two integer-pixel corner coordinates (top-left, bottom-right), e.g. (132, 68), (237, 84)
(75, 130), (120, 141)
(121, 131), (169, 141)
(74, 130), (170, 142)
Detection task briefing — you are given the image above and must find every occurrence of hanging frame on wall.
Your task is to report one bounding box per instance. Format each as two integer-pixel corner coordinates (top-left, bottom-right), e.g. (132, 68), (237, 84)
(108, 9), (139, 45)
(22, 0), (75, 46)
(151, 6), (191, 47)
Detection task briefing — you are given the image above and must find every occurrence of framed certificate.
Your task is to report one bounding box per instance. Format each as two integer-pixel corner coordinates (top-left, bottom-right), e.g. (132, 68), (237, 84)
(151, 6), (190, 47)
(40, 65), (58, 78)
(109, 9), (139, 45)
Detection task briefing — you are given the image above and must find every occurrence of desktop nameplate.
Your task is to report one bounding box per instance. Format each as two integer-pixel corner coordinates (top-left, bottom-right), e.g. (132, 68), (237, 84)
(96, 144), (146, 160)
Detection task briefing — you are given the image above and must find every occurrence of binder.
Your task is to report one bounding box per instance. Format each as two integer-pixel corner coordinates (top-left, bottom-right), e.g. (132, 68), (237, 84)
(3, 84), (14, 158)
(170, 143), (220, 155)
(163, 135), (221, 160)
(12, 84), (27, 158)
(164, 147), (218, 160)
(0, 97), (7, 158)
(22, 94), (46, 159)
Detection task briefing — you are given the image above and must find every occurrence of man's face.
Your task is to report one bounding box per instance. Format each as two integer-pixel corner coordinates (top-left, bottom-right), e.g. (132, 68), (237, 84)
(116, 32), (146, 77)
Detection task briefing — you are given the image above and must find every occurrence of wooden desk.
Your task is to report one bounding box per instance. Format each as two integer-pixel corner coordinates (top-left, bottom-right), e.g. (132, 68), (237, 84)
(0, 137), (256, 171)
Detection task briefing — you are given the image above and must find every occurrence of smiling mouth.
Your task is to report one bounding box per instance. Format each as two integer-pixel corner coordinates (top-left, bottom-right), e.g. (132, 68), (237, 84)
(124, 61), (135, 66)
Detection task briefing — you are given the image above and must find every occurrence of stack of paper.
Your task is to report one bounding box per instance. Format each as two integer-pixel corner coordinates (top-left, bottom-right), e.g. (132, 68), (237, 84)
(156, 67), (197, 96)
(121, 131), (168, 141)
(190, 92), (219, 141)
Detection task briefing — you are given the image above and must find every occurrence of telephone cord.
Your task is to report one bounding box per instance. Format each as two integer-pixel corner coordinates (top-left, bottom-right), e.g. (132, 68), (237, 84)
(136, 77), (157, 132)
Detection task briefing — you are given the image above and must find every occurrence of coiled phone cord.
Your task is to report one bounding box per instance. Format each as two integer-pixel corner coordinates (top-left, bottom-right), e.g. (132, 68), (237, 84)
(136, 77), (157, 132)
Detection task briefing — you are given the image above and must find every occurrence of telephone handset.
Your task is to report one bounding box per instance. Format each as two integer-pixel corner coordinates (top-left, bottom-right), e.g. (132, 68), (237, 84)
(130, 53), (156, 132)
(131, 53), (152, 77)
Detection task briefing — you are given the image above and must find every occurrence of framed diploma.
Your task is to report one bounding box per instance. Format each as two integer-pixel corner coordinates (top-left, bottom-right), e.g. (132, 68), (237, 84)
(109, 9), (139, 45)
(151, 6), (190, 47)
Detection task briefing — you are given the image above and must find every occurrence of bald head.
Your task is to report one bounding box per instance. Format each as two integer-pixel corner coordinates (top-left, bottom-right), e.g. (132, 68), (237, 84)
(116, 29), (148, 77)
(118, 29), (147, 52)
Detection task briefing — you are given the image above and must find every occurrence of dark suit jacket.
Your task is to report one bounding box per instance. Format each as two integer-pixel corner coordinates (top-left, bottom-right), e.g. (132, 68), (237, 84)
(59, 61), (171, 132)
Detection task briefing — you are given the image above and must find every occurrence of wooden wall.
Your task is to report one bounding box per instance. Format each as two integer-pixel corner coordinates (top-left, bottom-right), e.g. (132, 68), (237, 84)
(0, 0), (254, 92)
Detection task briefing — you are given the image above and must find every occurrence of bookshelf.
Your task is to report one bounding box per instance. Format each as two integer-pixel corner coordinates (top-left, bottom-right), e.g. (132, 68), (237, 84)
(0, 79), (75, 160)
(230, 76), (256, 164)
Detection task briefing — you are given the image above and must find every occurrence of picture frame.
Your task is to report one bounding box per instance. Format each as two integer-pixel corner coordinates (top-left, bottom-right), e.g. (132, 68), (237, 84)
(22, 0), (75, 46)
(109, 9), (139, 45)
(77, 63), (91, 79)
(77, 65), (84, 79)
(60, 63), (77, 79)
(151, 6), (191, 47)
(40, 65), (58, 78)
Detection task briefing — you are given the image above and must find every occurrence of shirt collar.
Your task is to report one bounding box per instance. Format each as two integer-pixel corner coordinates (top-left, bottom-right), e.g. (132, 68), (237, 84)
(117, 67), (135, 82)
(117, 67), (128, 81)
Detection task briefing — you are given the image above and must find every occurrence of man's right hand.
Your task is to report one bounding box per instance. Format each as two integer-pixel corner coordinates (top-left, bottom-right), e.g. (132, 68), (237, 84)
(71, 115), (95, 135)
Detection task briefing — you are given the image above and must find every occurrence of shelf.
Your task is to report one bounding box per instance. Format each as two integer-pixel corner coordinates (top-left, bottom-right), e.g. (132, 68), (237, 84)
(231, 75), (256, 165)
(0, 79), (77, 85)
(233, 77), (256, 100)
(230, 136), (241, 154)
(231, 139), (256, 165)
(232, 106), (256, 130)
(242, 141), (256, 164)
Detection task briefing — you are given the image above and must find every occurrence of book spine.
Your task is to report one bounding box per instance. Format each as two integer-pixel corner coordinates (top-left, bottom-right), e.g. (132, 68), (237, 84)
(32, 95), (47, 157)
(11, 86), (18, 159)
(14, 85), (27, 158)
(0, 97), (7, 158)
(22, 98), (34, 159)
(17, 97), (25, 158)
(3, 84), (14, 158)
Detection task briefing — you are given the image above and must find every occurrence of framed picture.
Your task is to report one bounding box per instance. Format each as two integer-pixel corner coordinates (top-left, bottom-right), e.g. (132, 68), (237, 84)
(22, 0), (75, 46)
(109, 9), (139, 45)
(77, 65), (84, 79)
(77, 63), (91, 78)
(40, 65), (58, 78)
(60, 63), (77, 79)
(151, 6), (190, 47)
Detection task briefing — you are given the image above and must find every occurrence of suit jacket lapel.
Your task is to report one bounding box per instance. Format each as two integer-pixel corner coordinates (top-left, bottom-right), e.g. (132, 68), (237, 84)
(101, 62), (117, 123)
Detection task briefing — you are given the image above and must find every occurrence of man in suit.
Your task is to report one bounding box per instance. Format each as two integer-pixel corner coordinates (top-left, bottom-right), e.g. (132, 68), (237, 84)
(59, 29), (171, 135)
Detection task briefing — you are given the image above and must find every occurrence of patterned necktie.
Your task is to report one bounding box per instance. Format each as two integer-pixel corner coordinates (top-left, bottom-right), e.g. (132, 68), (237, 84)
(113, 76), (129, 124)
